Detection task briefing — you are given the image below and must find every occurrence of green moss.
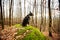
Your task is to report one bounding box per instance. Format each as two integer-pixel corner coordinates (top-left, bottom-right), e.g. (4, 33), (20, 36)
(23, 25), (46, 40)
(16, 29), (26, 36)
(14, 24), (22, 28)
(14, 24), (48, 40)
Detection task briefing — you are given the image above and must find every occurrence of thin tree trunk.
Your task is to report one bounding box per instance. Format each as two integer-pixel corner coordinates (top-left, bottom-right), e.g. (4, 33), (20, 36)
(48, 0), (52, 37)
(11, 0), (14, 25)
(0, 0), (4, 29)
(32, 0), (35, 26)
(24, 0), (26, 17)
(58, 0), (60, 34)
(42, 0), (45, 31)
(44, 0), (46, 31)
(3, 0), (5, 25)
(35, 0), (37, 27)
(9, 0), (12, 26)
(9, 0), (11, 26)
(40, 0), (43, 31)
(58, 0), (60, 10)
(19, 0), (22, 23)
(29, 0), (31, 25)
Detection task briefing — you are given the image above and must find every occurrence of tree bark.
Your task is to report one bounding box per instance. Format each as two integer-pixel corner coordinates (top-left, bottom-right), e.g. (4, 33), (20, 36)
(32, 0), (35, 26)
(35, 0), (37, 27)
(19, 0), (22, 23)
(12, 0), (14, 25)
(9, 0), (12, 26)
(24, 0), (26, 17)
(0, 0), (4, 29)
(3, 0), (5, 25)
(40, 0), (43, 31)
(48, 0), (52, 37)
(58, 0), (60, 33)
(58, 0), (60, 10)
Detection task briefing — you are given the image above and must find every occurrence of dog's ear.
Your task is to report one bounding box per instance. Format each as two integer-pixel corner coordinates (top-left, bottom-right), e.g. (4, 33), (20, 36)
(30, 11), (31, 13)
(29, 12), (33, 16)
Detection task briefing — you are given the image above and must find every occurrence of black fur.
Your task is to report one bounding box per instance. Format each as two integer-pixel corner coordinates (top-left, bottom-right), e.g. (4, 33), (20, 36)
(22, 12), (33, 26)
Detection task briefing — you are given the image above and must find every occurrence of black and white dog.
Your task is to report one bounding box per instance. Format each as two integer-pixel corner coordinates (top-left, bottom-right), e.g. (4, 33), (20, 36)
(22, 12), (33, 26)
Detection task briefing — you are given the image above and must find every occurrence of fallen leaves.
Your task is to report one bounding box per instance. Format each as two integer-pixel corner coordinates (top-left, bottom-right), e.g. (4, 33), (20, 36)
(0, 27), (17, 40)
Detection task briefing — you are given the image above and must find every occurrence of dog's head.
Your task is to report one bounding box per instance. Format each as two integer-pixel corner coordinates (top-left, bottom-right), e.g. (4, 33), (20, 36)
(29, 11), (33, 16)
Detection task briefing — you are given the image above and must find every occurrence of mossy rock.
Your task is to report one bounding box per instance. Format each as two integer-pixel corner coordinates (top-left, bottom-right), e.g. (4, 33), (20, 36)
(14, 24), (48, 40)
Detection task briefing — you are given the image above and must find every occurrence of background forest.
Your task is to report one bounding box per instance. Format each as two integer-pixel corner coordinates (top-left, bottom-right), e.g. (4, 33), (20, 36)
(0, 0), (60, 40)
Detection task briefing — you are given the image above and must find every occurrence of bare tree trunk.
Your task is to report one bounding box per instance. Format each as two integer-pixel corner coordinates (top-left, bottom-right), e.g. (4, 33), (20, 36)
(32, 0), (37, 27)
(35, 0), (37, 27)
(58, 0), (60, 33)
(58, 0), (60, 10)
(11, 0), (14, 25)
(2, 0), (5, 25)
(29, 0), (31, 25)
(42, 0), (45, 31)
(40, 0), (43, 31)
(19, 0), (22, 23)
(48, 0), (52, 37)
(57, 0), (60, 39)
(9, 0), (12, 26)
(9, 0), (11, 26)
(45, 0), (46, 31)
(24, 0), (26, 17)
(43, 0), (46, 31)
(32, 0), (35, 26)
(0, 0), (4, 29)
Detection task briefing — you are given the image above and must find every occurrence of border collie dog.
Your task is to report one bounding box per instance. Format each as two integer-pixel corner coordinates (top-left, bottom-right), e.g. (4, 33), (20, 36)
(22, 12), (33, 27)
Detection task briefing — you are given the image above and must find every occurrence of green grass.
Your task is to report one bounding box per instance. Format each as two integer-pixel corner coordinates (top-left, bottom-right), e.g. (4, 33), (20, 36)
(14, 24), (48, 40)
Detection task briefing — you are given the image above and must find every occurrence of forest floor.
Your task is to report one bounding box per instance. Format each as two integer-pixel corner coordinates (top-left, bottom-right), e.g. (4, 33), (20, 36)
(43, 32), (60, 40)
(0, 25), (60, 40)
